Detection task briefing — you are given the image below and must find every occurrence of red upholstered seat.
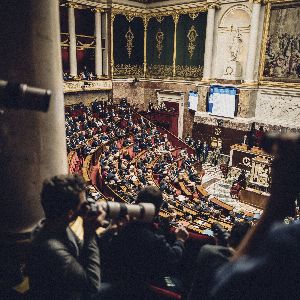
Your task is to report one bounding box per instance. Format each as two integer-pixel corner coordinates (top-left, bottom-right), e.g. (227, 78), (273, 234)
(148, 285), (182, 300)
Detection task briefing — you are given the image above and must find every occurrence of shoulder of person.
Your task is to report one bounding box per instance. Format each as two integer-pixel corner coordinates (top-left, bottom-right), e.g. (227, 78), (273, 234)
(200, 244), (233, 260)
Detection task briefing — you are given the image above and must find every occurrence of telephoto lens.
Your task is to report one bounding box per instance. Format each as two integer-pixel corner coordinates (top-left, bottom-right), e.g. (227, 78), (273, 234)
(85, 201), (156, 223)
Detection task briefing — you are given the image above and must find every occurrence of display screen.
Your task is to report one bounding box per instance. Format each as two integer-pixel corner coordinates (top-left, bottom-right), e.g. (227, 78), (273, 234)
(207, 86), (238, 118)
(188, 91), (199, 111)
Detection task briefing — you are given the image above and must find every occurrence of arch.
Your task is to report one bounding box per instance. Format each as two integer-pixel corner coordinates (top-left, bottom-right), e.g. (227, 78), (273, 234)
(219, 5), (251, 31)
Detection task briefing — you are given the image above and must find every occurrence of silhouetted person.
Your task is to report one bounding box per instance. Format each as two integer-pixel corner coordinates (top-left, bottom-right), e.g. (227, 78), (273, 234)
(28, 175), (106, 300)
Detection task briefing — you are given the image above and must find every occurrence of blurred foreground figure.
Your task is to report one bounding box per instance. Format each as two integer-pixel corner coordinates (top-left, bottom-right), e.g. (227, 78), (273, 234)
(28, 175), (108, 300)
(211, 134), (300, 299)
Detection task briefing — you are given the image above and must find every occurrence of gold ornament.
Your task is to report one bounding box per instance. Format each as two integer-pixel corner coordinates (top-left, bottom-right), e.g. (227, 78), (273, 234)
(125, 14), (135, 22)
(155, 16), (165, 23)
(188, 12), (199, 20)
(114, 64), (144, 77)
(156, 29), (164, 59)
(187, 25), (198, 59)
(125, 27), (134, 58)
(147, 64), (173, 78)
(175, 65), (203, 78)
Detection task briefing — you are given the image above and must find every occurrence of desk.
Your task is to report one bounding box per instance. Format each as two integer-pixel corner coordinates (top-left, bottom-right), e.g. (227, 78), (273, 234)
(229, 144), (271, 172)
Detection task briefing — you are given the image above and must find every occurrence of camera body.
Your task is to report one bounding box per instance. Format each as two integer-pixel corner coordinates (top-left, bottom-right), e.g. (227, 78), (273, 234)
(82, 201), (156, 223)
(211, 223), (229, 247)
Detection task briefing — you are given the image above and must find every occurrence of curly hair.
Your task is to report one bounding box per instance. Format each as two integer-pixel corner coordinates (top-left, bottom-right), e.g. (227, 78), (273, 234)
(41, 174), (86, 219)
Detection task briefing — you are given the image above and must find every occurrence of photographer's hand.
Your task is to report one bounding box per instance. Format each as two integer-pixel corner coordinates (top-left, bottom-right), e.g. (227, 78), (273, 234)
(175, 225), (189, 243)
(83, 205), (106, 237)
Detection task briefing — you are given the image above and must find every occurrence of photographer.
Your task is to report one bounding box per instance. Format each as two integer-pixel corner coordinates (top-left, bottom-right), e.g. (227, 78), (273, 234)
(188, 222), (250, 300)
(105, 186), (189, 299)
(211, 134), (300, 299)
(28, 175), (109, 300)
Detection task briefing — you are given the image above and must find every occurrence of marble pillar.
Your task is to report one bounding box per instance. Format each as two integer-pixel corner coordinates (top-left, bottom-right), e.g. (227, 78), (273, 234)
(203, 2), (219, 80)
(103, 12), (109, 76)
(68, 4), (77, 77)
(95, 9), (103, 78)
(244, 0), (262, 82)
(0, 0), (68, 235)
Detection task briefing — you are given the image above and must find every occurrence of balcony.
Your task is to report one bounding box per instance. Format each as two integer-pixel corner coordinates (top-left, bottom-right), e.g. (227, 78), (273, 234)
(63, 79), (112, 93)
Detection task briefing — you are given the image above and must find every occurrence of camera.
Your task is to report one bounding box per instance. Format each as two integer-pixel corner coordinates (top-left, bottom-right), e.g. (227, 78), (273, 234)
(80, 201), (156, 223)
(0, 80), (51, 112)
(211, 223), (229, 247)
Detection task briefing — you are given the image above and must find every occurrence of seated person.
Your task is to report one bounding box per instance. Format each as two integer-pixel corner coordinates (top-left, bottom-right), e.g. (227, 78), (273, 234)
(188, 222), (251, 300)
(105, 186), (189, 299)
(28, 174), (110, 300)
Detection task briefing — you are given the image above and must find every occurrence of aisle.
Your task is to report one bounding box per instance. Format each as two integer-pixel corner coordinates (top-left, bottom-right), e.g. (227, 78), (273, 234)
(202, 163), (262, 215)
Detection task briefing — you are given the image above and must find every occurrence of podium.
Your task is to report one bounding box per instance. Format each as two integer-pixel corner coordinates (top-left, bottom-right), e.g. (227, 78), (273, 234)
(230, 144), (273, 209)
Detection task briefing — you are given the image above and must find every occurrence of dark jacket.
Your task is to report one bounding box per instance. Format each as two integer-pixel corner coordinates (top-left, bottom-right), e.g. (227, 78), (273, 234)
(106, 222), (185, 284)
(188, 245), (233, 300)
(28, 221), (101, 300)
(211, 222), (300, 300)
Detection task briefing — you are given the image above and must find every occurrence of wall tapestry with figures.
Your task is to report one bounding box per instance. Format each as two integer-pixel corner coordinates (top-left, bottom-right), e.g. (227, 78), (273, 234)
(146, 16), (175, 78)
(262, 2), (300, 82)
(113, 14), (144, 77)
(175, 12), (207, 79)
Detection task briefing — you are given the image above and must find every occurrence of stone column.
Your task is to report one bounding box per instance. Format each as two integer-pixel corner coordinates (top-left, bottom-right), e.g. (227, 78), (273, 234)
(202, 2), (219, 80)
(244, 0), (262, 82)
(94, 8), (103, 78)
(102, 12), (108, 76)
(0, 0), (68, 236)
(68, 3), (77, 77)
(110, 12), (115, 78)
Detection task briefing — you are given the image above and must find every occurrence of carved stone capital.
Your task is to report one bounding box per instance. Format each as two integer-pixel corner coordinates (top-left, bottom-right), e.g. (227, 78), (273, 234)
(207, 1), (220, 10)
(91, 7), (103, 13)
(143, 15), (150, 31)
(65, 2), (78, 9)
(172, 13), (180, 25)
(249, 0), (262, 4)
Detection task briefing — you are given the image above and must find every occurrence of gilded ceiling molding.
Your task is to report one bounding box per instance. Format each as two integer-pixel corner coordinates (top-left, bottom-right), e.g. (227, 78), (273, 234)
(262, 0), (298, 3)
(61, 0), (108, 10)
(112, 8), (143, 19)
(91, 7), (104, 13)
(64, 2), (79, 8)
(249, 0), (263, 3)
(111, 2), (208, 19)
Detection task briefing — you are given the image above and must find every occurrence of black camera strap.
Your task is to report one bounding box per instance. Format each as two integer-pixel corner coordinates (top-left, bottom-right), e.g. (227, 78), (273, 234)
(138, 204), (145, 220)
(119, 203), (128, 218)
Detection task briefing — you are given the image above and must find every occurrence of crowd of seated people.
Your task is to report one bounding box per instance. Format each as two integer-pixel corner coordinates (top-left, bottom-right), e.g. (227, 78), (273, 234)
(147, 101), (176, 113)
(23, 97), (300, 300)
(65, 99), (135, 155)
(63, 66), (96, 81)
(28, 132), (300, 300)
(65, 100), (257, 238)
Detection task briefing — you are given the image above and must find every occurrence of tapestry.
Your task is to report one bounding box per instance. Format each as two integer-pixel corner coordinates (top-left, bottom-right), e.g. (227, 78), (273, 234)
(175, 13), (207, 79)
(263, 3), (300, 82)
(147, 15), (174, 77)
(113, 14), (144, 77)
